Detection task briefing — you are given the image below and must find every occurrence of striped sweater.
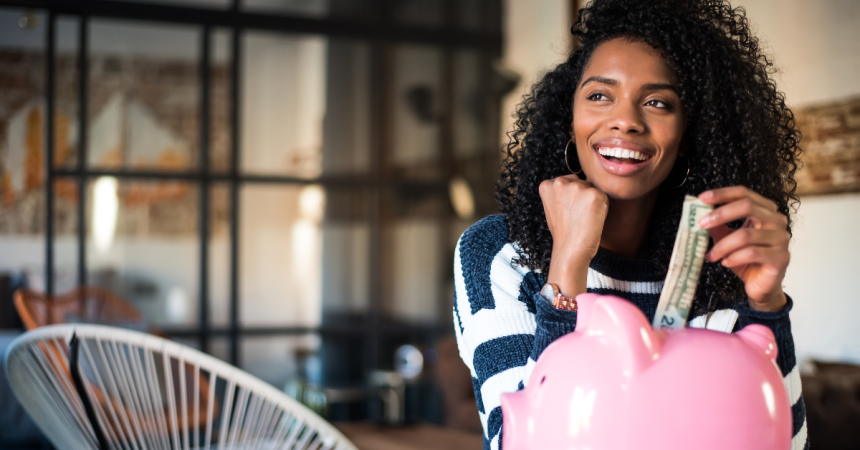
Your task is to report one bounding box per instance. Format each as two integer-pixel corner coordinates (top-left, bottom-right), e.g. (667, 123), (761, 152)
(453, 215), (808, 450)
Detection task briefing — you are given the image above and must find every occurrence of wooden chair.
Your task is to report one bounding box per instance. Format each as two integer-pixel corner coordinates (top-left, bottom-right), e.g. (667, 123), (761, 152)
(14, 286), (146, 332)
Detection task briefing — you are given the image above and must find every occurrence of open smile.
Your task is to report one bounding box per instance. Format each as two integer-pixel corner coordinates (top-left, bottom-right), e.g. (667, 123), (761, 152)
(591, 139), (654, 176)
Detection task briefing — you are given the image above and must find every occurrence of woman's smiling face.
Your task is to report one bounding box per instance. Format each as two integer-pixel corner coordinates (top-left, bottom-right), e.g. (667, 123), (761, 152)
(572, 37), (686, 200)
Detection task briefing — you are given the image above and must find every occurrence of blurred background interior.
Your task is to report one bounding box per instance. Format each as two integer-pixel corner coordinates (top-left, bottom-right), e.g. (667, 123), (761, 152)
(0, 0), (858, 449)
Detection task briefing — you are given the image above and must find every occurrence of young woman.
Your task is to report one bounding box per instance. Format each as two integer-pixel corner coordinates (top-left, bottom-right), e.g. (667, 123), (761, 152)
(452, 0), (807, 448)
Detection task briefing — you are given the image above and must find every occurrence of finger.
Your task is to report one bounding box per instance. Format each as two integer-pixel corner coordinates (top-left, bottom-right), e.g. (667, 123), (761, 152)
(548, 174), (582, 182)
(698, 199), (787, 230)
(560, 174), (593, 186)
(706, 228), (790, 262)
(540, 176), (596, 202)
(698, 186), (777, 211)
(708, 224), (733, 245)
(720, 246), (790, 271)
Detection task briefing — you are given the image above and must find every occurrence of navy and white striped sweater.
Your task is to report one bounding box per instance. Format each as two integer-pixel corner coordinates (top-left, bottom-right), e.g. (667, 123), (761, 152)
(453, 214), (808, 450)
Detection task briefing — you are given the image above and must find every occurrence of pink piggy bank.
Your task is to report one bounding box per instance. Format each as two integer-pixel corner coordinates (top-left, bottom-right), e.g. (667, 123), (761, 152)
(501, 294), (791, 450)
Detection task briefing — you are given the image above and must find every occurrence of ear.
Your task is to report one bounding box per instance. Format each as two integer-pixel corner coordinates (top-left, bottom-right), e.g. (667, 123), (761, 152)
(577, 295), (661, 374)
(735, 324), (778, 362)
(572, 293), (601, 331)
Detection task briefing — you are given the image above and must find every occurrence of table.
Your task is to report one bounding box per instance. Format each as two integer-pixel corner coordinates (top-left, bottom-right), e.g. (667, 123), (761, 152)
(335, 422), (483, 450)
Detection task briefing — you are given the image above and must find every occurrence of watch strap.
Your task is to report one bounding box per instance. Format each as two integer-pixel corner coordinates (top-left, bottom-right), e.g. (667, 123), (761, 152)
(540, 283), (578, 312)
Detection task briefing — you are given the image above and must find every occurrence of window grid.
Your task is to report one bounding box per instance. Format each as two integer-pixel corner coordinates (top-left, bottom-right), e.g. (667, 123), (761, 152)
(11, 0), (502, 378)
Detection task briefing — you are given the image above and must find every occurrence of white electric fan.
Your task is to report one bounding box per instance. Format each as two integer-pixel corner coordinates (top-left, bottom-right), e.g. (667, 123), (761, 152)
(4, 324), (358, 450)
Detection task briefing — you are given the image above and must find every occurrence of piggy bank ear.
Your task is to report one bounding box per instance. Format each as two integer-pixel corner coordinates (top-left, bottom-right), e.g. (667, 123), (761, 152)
(735, 324), (778, 362)
(572, 293), (602, 330)
(579, 295), (661, 374)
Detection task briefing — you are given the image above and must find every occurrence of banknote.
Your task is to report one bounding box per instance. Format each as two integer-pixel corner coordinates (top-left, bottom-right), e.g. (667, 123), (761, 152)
(653, 195), (713, 329)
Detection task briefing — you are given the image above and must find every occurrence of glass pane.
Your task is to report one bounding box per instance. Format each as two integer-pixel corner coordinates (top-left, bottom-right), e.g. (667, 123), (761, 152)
(241, 334), (321, 389)
(88, 19), (200, 171)
(241, 32), (325, 177)
(210, 28), (232, 173)
(322, 40), (372, 176)
(86, 178), (200, 328)
(458, 0), (501, 32)
(0, 8), (45, 49)
(239, 184), (369, 327)
(206, 336), (230, 362)
(242, 0), (328, 16)
(239, 184), (320, 327)
(319, 334), (365, 386)
(107, 0), (231, 8)
(241, 0), (376, 20)
(242, 34), (371, 178)
(458, 0), (483, 31)
(321, 189), (370, 322)
(209, 182), (231, 327)
(173, 337), (232, 365)
(0, 7), (46, 291)
(381, 188), (445, 324)
(327, 0), (377, 20)
(55, 16), (81, 170)
(453, 49), (486, 160)
(54, 179), (79, 293)
(391, 0), (442, 27)
(388, 45), (442, 178)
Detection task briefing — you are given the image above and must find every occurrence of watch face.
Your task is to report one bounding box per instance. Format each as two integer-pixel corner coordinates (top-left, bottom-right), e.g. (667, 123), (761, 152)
(540, 283), (556, 302)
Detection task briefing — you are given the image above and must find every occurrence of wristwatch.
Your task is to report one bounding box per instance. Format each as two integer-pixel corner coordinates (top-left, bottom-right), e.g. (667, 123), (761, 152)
(540, 283), (578, 311)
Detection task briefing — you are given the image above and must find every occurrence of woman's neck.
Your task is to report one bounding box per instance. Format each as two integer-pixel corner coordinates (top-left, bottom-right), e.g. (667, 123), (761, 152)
(600, 190), (659, 259)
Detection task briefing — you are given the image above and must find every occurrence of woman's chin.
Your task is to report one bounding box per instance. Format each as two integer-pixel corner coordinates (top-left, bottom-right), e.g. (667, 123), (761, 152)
(588, 178), (661, 202)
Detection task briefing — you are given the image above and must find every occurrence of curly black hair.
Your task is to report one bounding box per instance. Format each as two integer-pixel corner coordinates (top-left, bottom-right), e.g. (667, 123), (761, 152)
(496, 0), (801, 315)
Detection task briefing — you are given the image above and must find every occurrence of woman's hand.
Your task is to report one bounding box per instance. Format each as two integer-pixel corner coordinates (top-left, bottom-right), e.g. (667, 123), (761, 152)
(540, 175), (609, 297)
(697, 186), (790, 312)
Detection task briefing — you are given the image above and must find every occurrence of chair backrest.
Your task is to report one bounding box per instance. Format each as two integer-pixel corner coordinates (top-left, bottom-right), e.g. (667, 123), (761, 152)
(14, 286), (143, 330)
(5, 324), (357, 450)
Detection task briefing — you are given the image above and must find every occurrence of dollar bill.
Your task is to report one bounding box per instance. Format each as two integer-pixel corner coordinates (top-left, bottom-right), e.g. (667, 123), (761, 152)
(653, 195), (713, 329)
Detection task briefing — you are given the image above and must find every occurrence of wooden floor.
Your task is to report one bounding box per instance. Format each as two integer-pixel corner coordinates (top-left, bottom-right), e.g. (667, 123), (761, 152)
(335, 422), (484, 450)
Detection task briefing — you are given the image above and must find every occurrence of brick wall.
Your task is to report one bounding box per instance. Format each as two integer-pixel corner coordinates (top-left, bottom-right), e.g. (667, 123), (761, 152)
(795, 96), (860, 196)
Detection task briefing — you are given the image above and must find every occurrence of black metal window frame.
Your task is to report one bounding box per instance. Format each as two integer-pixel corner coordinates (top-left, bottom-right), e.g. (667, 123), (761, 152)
(3, 0), (502, 370)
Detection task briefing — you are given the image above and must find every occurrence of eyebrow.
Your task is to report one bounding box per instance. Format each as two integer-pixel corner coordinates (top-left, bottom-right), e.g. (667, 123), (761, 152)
(580, 76), (679, 94)
(580, 76), (617, 88)
(642, 83), (679, 94)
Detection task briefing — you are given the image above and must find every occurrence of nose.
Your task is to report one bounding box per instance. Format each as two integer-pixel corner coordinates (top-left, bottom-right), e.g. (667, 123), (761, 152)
(609, 100), (645, 134)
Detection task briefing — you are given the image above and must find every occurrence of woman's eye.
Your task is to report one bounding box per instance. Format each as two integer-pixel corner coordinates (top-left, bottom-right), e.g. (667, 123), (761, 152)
(646, 99), (669, 109)
(587, 93), (609, 101)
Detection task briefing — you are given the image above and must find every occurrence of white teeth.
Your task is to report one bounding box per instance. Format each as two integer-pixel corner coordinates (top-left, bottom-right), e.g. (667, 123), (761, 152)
(597, 147), (649, 161)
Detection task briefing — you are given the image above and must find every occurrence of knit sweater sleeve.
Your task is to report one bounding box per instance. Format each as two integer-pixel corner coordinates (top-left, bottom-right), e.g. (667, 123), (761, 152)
(452, 215), (577, 450)
(733, 295), (809, 450)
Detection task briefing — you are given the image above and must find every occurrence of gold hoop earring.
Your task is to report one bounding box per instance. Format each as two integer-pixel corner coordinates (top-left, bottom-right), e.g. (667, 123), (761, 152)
(564, 139), (582, 175)
(673, 157), (690, 188)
